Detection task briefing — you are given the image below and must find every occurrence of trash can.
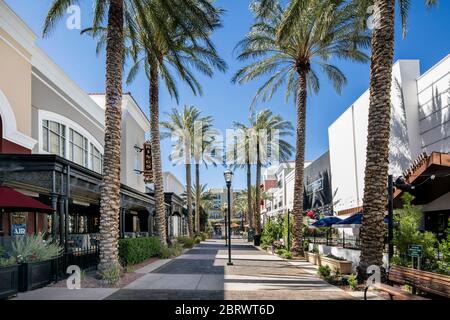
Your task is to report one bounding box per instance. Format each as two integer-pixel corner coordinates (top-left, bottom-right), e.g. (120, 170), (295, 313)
(247, 229), (254, 242)
(253, 234), (261, 247)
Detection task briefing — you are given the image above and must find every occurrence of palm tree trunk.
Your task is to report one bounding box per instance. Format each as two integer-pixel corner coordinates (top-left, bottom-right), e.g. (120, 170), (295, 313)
(255, 141), (262, 236)
(185, 149), (193, 237)
(98, 0), (123, 272)
(195, 162), (201, 233)
(149, 64), (167, 246)
(291, 70), (308, 256)
(246, 160), (253, 229)
(358, 0), (395, 280)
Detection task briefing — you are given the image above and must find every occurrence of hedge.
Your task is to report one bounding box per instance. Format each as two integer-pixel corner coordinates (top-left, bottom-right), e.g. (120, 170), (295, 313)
(118, 236), (161, 266)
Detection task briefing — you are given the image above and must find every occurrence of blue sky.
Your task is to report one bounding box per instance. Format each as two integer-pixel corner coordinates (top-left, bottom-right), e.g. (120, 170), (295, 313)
(5, 0), (450, 189)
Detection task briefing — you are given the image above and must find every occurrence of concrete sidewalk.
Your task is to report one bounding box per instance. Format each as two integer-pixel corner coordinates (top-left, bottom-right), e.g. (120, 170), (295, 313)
(106, 239), (354, 300)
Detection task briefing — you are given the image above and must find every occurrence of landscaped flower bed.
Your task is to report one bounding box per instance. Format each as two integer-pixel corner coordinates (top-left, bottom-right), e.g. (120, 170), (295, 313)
(320, 255), (353, 274)
(305, 251), (321, 265)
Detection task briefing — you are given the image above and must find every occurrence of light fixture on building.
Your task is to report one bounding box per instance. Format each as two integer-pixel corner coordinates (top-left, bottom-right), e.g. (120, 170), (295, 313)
(134, 144), (144, 153)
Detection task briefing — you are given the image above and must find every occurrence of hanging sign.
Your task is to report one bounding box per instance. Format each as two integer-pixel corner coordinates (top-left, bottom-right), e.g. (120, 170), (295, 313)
(143, 141), (153, 183)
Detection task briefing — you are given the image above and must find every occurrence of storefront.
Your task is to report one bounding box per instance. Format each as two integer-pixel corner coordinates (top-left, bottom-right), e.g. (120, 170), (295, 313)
(0, 154), (156, 257)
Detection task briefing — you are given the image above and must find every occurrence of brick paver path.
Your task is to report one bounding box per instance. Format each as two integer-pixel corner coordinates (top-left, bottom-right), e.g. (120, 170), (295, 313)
(106, 239), (353, 300)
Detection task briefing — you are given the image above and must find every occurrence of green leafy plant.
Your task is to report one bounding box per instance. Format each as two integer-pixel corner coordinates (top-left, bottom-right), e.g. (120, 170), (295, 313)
(0, 257), (17, 267)
(194, 236), (202, 244)
(176, 236), (194, 249)
(347, 274), (358, 291)
(159, 243), (184, 259)
(318, 265), (331, 280)
(97, 264), (122, 285)
(437, 218), (450, 275)
(118, 236), (161, 266)
(11, 235), (63, 263)
(393, 193), (438, 271)
(261, 217), (283, 246)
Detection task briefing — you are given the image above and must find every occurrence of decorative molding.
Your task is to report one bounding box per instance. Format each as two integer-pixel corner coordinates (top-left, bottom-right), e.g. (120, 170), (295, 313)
(0, 89), (37, 150)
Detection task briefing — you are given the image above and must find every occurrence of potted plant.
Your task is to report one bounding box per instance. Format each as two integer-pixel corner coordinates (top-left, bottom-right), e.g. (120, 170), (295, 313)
(304, 245), (321, 265)
(0, 246), (19, 300)
(10, 236), (63, 292)
(320, 254), (353, 274)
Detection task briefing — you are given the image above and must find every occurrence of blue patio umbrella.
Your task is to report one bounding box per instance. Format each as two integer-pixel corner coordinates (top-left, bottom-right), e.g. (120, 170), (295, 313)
(310, 216), (343, 228)
(333, 213), (390, 228)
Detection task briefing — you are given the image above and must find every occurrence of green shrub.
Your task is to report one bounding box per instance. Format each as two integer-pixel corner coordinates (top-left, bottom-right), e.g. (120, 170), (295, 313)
(261, 217), (283, 246)
(281, 251), (292, 259)
(0, 257), (17, 267)
(347, 274), (358, 291)
(437, 218), (450, 275)
(97, 264), (122, 285)
(176, 236), (194, 249)
(261, 243), (268, 250)
(159, 243), (184, 259)
(318, 265), (331, 279)
(118, 236), (161, 266)
(394, 193), (438, 271)
(11, 235), (63, 263)
(194, 236), (202, 244)
(200, 232), (208, 241)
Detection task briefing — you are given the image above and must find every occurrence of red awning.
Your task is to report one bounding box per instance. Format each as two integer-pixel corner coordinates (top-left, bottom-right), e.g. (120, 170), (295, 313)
(0, 186), (54, 213)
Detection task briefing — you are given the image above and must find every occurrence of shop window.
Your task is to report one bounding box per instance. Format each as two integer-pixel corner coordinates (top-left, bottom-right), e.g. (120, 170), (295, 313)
(43, 120), (66, 156)
(90, 143), (103, 173)
(69, 129), (88, 166)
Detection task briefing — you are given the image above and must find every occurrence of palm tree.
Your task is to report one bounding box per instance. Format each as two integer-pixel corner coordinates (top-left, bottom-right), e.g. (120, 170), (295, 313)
(233, 0), (369, 254)
(124, 5), (225, 243)
(350, 0), (439, 278)
(231, 122), (254, 230)
(44, 0), (128, 271)
(182, 183), (214, 231)
(161, 106), (223, 237)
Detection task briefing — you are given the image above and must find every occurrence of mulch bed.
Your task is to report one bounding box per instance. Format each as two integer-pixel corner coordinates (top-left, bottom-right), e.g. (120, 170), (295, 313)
(51, 257), (159, 289)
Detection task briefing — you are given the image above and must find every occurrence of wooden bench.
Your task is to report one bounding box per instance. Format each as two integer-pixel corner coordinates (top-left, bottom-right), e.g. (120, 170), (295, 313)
(365, 265), (450, 300)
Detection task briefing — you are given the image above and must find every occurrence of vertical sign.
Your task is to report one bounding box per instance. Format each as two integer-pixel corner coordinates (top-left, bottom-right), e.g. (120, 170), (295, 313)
(143, 141), (153, 183)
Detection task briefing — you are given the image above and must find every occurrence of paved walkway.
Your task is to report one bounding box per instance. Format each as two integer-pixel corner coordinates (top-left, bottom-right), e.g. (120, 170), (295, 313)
(106, 239), (354, 300)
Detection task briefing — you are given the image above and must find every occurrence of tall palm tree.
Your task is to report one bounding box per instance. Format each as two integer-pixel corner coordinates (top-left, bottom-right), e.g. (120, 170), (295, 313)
(253, 109), (294, 240)
(233, 0), (369, 254)
(125, 5), (225, 243)
(182, 183), (214, 231)
(44, 0), (128, 271)
(161, 106), (223, 237)
(231, 122), (254, 230)
(350, 0), (438, 278)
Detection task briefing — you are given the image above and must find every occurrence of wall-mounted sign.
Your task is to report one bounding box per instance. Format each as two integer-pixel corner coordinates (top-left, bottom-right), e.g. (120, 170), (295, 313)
(307, 177), (323, 195)
(143, 141), (153, 183)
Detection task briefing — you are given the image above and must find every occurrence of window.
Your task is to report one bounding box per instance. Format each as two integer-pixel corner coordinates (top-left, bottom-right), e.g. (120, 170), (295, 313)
(42, 120), (66, 156)
(69, 129), (88, 166)
(90, 143), (103, 173)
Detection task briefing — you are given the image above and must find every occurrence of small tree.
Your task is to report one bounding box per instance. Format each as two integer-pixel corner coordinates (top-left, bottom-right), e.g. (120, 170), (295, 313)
(437, 218), (450, 275)
(393, 193), (438, 271)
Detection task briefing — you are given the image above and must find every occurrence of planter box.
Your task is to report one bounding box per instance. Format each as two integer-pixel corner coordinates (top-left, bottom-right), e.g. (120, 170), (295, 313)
(305, 252), (321, 265)
(320, 256), (353, 274)
(0, 265), (19, 299)
(18, 260), (53, 292)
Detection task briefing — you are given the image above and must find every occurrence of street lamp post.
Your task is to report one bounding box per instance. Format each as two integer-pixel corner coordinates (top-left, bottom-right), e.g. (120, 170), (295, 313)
(224, 170), (234, 266)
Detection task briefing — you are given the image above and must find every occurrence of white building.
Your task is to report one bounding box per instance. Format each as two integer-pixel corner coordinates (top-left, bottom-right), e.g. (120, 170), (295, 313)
(329, 56), (450, 216)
